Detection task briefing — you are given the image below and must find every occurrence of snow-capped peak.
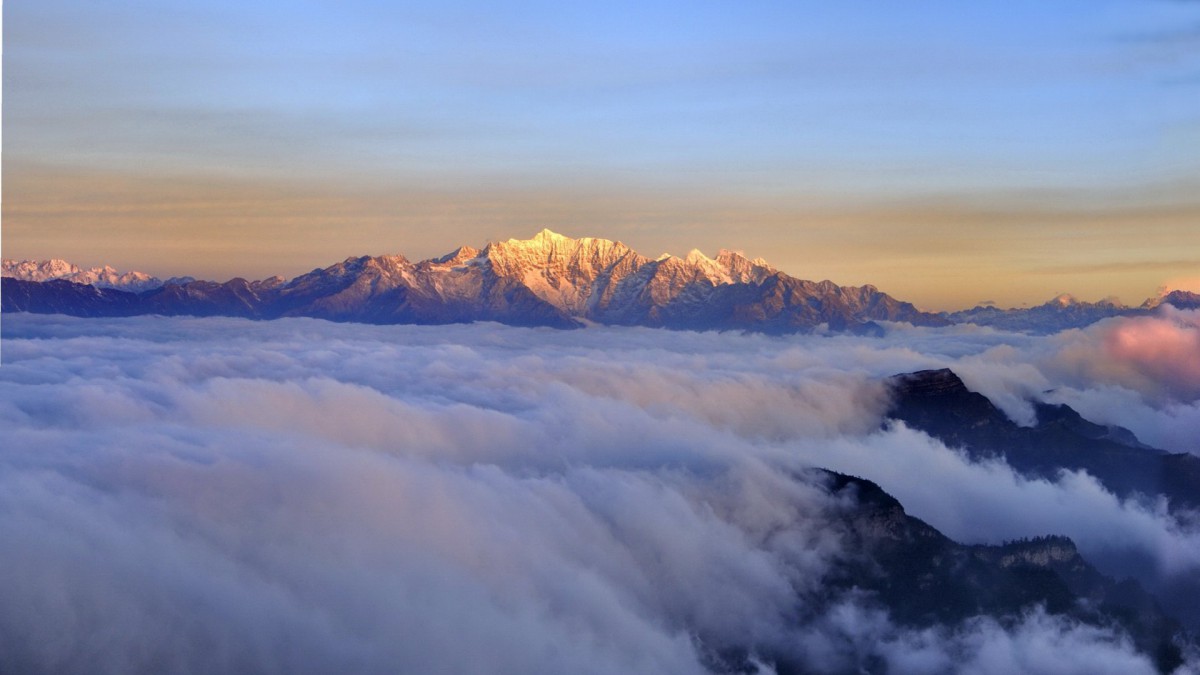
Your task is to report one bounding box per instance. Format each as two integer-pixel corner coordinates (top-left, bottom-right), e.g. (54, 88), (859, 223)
(499, 229), (574, 251)
(2, 258), (166, 293)
(2, 259), (82, 279)
(533, 228), (568, 243)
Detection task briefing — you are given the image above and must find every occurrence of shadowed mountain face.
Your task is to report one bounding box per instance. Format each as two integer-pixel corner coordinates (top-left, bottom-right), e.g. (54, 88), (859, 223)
(1, 230), (944, 333)
(715, 469), (1186, 675)
(886, 369), (1200, 513)
(1, 278), (143, 317)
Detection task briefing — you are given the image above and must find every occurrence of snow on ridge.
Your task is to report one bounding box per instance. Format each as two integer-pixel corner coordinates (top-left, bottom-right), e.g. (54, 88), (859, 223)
(2, 258), (167, 293)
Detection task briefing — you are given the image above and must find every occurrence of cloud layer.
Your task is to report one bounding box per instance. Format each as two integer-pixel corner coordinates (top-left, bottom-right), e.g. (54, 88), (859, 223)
(1, 313), (1198, 674)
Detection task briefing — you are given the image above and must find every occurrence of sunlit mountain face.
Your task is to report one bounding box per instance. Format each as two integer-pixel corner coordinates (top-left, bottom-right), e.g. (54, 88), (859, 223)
(2, 310), (1199, 674)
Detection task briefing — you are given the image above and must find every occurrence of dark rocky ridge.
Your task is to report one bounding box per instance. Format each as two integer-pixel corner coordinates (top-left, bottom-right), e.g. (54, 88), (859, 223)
(825, 472), (1183, 674)
(712, 469), (1186, 674)
(887, 369), (1200, 513)
(885, 368), (1200, 634)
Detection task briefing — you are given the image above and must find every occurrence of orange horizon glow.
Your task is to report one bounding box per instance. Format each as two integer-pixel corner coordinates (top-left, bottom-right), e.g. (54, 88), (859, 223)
(3, 162), (1198, 313)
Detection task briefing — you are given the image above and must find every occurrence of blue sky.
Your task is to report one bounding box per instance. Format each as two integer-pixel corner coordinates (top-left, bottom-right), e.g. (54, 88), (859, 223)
(4, 0), (1199, 308)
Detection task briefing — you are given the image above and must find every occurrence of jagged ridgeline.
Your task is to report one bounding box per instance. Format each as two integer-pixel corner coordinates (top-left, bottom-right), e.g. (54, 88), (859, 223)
(1, 230), (943, 333)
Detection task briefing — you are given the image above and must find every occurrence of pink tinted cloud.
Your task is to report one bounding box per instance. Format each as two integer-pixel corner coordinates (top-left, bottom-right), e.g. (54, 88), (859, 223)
(1046, 309), (1200, 403)
(1103, 311), (1200, 401)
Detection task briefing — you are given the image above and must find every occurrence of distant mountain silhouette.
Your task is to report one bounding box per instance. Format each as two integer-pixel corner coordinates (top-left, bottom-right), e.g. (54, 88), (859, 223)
(943, 289), (1200, 333)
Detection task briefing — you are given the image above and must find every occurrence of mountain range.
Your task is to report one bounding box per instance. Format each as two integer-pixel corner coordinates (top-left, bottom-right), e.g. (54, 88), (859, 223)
(4, 230), (1197, 333)
(1, 230), (943, 333)
(945, 291), (1200, 333)
(1, 258), (194, 293)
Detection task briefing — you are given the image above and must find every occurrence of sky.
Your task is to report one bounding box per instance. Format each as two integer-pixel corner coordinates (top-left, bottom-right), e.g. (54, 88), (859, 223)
(3, 0), (1200, 310)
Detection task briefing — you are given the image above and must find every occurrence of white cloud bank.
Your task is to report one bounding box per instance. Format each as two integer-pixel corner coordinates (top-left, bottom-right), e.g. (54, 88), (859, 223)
(1, 312), (1198, 674)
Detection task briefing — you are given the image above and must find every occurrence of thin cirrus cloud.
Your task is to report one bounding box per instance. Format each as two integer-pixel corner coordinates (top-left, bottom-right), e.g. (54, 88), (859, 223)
(8, 1), (1194, 185)
(1, 312), (1199, 673)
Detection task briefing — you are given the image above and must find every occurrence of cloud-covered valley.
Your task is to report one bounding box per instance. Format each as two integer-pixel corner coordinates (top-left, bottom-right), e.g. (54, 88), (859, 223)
(2, 312), (1198, 674)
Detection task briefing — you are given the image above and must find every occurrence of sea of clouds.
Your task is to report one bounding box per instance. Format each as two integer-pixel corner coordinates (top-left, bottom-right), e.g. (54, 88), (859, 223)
(2, 310), (1199, 674)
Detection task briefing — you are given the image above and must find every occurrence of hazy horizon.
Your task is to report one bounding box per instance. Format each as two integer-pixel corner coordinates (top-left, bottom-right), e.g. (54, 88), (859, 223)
(5, 0), (1200, 311)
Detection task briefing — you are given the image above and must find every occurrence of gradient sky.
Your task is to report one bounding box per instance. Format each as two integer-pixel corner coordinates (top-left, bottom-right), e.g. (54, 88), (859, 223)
(4, 0), (1199, 310)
